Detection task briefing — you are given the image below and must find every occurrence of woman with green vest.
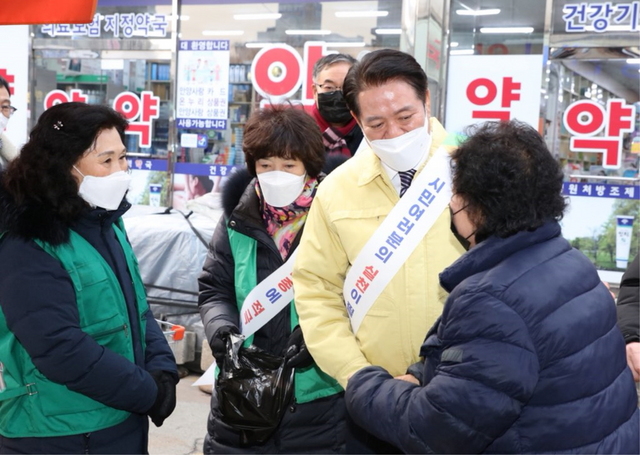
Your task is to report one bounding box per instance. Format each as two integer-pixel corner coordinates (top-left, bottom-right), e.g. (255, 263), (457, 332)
(198, 104), (346, 453)
(0, 102), (178, 454)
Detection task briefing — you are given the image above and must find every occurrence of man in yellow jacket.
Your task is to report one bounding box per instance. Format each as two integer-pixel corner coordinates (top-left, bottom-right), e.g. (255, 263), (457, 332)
(292, 49), (465, 453)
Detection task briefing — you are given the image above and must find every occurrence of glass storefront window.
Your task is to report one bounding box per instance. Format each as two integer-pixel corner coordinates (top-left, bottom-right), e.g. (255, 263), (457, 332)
(449, 0), (545, 56)
(176, 0), (405, 169)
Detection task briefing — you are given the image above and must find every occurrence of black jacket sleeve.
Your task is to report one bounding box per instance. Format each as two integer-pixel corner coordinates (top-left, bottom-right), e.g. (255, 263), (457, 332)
(198, 216), (241, 347)
(0, 238), (157, 414)
(617, 255), (639, 343)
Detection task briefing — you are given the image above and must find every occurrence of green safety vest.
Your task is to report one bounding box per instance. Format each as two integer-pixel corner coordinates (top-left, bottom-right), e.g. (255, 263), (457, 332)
(0, 220), (149, 437)
(227, 225), (343, 404)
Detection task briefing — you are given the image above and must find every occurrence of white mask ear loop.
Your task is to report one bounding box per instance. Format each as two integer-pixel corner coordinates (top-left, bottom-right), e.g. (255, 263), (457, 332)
(73, 165), (86, 178)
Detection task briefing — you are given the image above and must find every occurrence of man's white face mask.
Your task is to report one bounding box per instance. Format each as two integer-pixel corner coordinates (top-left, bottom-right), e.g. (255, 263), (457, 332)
(366, 125), (432, 172)
(73, 166), (132, 210)
(0, 113), (10, 132)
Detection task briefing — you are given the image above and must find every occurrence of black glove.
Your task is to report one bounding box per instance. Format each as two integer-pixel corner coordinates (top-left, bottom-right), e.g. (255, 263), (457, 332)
(147, 370), (178, 427)
(285, 326), (313, 368)
(210, 325), (240, 364)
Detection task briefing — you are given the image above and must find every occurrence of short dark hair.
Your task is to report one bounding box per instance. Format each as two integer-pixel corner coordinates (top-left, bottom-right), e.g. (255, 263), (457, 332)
(451, 120), (566, 243)
(0, 76), (10, 95)
(312, 53), (357, 80)
(242, 104), (325, 178)
(342, 49), (428, 119)
(3, 102), (128, 223)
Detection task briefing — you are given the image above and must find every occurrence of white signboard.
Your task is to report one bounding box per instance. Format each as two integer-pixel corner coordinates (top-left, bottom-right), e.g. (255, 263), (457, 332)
(445, 54), (543, 134)
(176, 40), (230, 130)
(0, 25), (30, 150)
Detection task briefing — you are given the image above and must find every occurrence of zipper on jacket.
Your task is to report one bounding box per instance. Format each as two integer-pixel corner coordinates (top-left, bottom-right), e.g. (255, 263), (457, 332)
(92, 323), (128, 339)
(83, 433), (91, 454)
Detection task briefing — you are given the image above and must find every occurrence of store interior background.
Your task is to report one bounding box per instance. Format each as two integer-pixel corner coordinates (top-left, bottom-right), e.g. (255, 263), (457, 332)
(26, 0), (639, 274)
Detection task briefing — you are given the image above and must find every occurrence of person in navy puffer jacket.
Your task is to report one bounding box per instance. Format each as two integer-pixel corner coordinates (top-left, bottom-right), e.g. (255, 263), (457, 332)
(345, 119), (639, 454)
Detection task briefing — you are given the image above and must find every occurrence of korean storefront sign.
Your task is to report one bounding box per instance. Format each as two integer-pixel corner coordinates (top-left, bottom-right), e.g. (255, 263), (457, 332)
(562, 2), (639, 32)
(40, 13), (168, 38)
(43, 89), (160, 148)
(562, 99), (636, 169)
(176, 40), (230, 131)
(250, 41), (325, 105)
(444, 54), (543, 134)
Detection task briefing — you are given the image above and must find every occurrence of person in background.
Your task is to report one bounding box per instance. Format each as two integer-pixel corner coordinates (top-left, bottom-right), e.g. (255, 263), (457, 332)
(345, 120), (639, 454)
(198, 105), (345, 454)
(0, 76), (18, 169)
(292, 49), (464, 453)
(0, 102), (178, 454)
(617, 254), (639, 383)
(309, 53), (363, 157)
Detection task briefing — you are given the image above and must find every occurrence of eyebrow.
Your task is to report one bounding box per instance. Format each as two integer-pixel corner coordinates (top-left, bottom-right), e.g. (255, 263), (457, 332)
(364, 105), (414, 123)
(97, 148), (126, 157)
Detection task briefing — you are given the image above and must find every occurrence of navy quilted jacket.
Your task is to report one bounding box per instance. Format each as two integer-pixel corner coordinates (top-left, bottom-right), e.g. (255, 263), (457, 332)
(346, 222), (639, 454)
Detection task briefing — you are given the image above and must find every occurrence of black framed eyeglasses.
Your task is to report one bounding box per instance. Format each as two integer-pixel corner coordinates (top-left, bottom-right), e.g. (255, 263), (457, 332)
(0, 105), (17, 116)
(314, 82), (341, 93)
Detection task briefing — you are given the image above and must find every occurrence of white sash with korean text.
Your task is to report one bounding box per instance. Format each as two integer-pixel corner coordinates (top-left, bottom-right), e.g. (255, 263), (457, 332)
(239, 249), (298, 338)
(343, 146), (452, 334)
(193, 251), (298, 388)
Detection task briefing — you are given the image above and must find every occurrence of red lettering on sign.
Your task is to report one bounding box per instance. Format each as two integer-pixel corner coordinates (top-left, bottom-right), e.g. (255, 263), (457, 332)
(563, 100), (605, 136)
(466, 78), (497, 106)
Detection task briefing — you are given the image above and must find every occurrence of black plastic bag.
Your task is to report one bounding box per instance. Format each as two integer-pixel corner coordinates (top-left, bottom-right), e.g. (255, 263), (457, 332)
(216, 334), (295, 446)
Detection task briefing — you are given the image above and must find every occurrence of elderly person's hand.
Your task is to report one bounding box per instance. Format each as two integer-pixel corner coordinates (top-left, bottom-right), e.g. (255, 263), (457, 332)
(394, 374), (420, 384)
(626, 342), (640, 382)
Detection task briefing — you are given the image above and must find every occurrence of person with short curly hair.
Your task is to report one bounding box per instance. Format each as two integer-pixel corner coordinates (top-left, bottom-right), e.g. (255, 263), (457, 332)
(345, 120), (639, 454)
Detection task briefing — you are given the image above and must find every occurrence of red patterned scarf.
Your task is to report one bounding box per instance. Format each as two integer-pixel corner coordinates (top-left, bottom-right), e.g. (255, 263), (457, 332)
(255, 177), (319, 259)
(309, 104), (357, 157)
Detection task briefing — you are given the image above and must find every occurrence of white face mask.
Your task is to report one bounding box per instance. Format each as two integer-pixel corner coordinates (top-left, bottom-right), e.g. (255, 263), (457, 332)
(74, 166), (131, 210)
(257, 170), (307, 208)
(367, 125), (432, 172)
(0, 114), (9, 132)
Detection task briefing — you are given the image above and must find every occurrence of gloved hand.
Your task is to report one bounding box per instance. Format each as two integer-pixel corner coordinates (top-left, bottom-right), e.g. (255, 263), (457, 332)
(210, 325), (240, 364)
(147, 370), (178, 427)
(285, 326), (313, 368)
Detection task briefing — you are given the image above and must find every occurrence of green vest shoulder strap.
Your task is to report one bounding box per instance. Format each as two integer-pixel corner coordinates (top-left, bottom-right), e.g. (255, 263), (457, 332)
(226, 223), (342, 403)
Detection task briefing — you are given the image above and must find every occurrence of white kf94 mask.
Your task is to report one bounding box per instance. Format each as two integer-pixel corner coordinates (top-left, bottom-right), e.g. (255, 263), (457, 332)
(74, 166), (131, 210)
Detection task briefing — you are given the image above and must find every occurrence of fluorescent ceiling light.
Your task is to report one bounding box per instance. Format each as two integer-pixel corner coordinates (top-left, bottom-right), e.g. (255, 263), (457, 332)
(456, 8), (500, 16)
(375, 28), (402, 35)
(245, 42), (286, 48)
(325, 41), (367, 48)
(627, 58), (640, 64)
(202, 30), (245, 36)
(234, 13), (282, 20)
(450, 49), (475, 55)
(285, 29), (331, 35)
(335, 10), (388, 18)
(480, 26), (534, 34)
(450, 41), (459, 47)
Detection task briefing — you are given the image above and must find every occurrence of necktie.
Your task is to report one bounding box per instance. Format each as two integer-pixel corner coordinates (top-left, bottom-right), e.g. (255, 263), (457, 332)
(399, 169), (416, 197)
